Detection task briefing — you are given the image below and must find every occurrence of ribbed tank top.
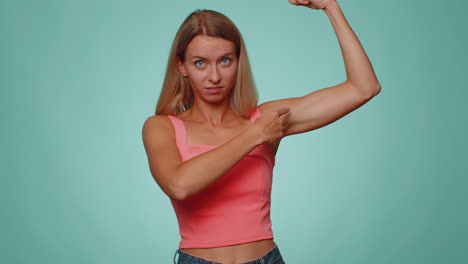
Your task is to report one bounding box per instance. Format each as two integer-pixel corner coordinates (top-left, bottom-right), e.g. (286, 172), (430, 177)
(166, 107), (276, 249)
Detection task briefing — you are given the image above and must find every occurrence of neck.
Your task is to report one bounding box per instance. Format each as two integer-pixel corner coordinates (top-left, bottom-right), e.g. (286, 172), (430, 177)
(187, 99), (235, 127)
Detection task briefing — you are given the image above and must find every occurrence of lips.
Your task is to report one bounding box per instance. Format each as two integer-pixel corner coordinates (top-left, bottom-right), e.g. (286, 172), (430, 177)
(206, 87), (223, 94)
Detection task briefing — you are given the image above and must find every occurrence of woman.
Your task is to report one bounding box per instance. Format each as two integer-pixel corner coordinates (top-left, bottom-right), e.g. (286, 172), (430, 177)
(142, 0), (381, 263)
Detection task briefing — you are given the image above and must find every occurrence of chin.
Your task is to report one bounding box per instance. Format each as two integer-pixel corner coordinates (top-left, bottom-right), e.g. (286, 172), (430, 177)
(203, 95), (230, 104)
(207, 97), (228, 103)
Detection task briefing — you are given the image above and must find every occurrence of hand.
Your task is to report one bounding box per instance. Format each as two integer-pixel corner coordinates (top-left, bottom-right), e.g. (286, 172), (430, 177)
(251, 108), (290, 145)
(288, 0), (335, 10)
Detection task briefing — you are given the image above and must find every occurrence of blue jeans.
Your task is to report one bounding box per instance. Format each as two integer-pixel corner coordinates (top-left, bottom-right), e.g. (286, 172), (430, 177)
(173, 243), (286, 264)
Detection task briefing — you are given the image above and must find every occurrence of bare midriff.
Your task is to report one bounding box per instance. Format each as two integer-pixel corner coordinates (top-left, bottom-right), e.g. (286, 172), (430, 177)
(180, 239), (276, 264)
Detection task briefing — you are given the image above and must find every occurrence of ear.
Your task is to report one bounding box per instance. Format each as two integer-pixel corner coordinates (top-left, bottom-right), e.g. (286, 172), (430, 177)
(177, 58), (187, 77)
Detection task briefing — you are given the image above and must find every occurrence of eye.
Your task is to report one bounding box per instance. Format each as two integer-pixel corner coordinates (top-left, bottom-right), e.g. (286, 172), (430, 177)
(195, 60), (205, 67)
(221, 58), (232, 65)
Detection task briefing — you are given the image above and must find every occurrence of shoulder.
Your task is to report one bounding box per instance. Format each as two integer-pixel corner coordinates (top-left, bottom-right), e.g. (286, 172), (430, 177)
(143, 115), (171, 130)
(257, 102), (280, 116)
(252, 103), (275, 120)
(248, 105), (262, 121)
(142, 115), (175, 143)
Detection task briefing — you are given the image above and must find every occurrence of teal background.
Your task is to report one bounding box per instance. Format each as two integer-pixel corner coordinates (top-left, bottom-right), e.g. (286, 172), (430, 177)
(2, 0), (467, 263)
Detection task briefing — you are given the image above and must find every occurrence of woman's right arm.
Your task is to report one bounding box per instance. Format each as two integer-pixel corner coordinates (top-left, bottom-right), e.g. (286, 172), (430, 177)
(142, 108), (289, 200)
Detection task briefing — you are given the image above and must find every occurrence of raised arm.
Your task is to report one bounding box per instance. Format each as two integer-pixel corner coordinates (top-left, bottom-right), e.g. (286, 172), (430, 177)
(142, 108), (288, 200)
(261, 0), (381, 136)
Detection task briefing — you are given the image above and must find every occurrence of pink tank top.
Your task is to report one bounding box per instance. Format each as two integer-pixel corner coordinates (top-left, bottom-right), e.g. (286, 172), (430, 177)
(167, 107), (275, 248)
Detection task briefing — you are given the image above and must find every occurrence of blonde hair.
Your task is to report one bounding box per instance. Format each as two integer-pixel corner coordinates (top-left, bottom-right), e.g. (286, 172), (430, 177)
(155, 9), (258, 118)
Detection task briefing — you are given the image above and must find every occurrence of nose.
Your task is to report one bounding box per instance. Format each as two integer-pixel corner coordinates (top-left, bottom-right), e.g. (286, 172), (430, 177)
(208, 65), (221, 83)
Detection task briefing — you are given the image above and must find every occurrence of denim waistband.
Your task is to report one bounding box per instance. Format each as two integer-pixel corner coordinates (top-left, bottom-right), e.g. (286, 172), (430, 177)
(173, 243), (285, 264)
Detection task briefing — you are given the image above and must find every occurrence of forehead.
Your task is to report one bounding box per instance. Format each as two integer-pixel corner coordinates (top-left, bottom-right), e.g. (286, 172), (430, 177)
(185, 35), (236, 59)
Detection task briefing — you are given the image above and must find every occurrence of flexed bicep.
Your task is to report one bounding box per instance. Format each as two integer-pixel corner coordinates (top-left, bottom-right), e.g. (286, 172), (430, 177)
(258, 81), (378, 137)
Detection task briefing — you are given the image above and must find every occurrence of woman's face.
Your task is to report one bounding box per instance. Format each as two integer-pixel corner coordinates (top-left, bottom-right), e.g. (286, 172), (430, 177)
(178, 35), (238, 104)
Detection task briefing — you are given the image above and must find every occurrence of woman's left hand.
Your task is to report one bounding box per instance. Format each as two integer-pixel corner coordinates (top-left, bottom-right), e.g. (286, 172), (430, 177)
(287, 0), (335, 10)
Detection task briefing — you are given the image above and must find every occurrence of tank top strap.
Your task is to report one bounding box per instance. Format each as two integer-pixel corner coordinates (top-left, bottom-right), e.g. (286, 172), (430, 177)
(167, 115), (186, 147)
(249, 106), (261, 124)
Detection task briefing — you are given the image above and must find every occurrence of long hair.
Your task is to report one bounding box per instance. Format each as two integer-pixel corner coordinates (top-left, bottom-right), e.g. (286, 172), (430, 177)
(155, 9), (258, 118)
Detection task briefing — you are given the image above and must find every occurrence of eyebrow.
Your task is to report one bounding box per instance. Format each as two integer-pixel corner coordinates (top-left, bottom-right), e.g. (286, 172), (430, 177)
(190, 52), (234, 60)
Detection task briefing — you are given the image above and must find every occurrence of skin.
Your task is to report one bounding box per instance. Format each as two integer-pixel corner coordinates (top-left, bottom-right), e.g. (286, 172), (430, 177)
(175, 35), (266, 149)
(143, 0), (381, 263)
(178, 35), (238, 114)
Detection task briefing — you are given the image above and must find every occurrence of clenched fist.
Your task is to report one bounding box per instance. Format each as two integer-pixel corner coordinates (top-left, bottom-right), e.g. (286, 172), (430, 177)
(288, 0), (336, 10)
